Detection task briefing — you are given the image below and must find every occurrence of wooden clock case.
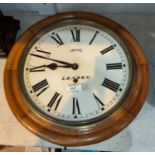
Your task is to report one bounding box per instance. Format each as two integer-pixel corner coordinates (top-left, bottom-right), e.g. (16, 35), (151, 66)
(4, 12), (149, 146)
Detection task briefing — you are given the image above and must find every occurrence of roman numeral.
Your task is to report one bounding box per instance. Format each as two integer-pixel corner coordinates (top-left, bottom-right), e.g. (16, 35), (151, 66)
(106, 63), (122, 70)
(51, 33), (64, 45)
(47, 92), (62, 111)
(102, 78), (120, 92)
(100, 44), (116, 55)
(32, 79), (49, 96)
(29, 65), (45, 72)
(89, 31), (99, 45)
(35, 47), (51, 57)
(71, 29), (80, 42)
(93, 93), (104, 110)
(72, 98), (81, 117)
(30, 47), (51, 59)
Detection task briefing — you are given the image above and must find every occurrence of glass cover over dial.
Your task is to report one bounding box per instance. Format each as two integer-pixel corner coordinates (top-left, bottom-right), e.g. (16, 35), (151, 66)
(18, 20), (132, 124)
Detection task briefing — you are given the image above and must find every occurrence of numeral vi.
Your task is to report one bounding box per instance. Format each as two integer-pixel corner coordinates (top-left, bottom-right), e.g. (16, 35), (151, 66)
(72, 98), (81, 118)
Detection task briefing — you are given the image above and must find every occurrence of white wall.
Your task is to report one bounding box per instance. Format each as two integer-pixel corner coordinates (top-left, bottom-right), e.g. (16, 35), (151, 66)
(0, 3), (155, 15)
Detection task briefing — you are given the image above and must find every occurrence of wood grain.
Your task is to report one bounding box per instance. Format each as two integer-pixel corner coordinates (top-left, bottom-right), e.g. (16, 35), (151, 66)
(4, 12), (149, 146)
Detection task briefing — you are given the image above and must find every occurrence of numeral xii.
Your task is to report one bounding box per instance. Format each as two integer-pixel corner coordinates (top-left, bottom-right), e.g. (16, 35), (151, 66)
(71, 29), (80, 42)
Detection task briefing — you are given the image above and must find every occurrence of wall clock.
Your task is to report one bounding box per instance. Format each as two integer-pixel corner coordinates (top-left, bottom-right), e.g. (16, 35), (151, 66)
(4, 12), (149, 146)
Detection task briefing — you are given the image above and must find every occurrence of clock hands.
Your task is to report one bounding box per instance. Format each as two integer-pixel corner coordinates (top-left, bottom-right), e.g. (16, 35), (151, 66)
(30, 53), (79, 70)
(30, 63), (78, 71)
(46, 63), (78, 70)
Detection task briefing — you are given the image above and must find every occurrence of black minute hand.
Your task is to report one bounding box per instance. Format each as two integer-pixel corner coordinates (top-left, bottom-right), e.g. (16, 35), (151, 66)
(30, 53), (79, 70)
(30, 53), (73, 66)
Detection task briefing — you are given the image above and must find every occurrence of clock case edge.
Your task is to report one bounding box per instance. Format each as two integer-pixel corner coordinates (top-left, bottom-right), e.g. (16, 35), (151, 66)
(4, 11), (149, 146)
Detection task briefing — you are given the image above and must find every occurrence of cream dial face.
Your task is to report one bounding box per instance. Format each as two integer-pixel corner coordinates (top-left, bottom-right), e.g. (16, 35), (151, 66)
(20, 21), (132, 124)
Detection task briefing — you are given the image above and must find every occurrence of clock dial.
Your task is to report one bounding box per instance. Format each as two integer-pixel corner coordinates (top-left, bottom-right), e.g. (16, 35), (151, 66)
(5, 12), (148, 146)
(19, 21), (131, 124)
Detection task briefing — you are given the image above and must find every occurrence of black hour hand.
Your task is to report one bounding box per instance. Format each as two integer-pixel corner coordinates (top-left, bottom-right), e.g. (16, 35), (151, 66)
(29, 65), (45, 72)
(29, 63), (78, 72)
(46, 63), (78, 70)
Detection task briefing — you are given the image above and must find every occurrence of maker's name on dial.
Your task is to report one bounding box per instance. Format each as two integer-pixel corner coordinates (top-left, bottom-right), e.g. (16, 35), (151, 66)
(62, 75), (90, 80)
(70, 48), (82, 52)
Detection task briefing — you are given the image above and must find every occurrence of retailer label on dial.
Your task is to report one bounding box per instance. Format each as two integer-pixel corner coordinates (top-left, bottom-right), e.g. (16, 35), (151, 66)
(67, 84), (82, 92)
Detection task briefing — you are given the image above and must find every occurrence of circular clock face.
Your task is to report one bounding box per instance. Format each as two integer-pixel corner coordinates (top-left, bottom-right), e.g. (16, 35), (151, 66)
(5, 12), (148, 146)
(18, 20), (132, 124)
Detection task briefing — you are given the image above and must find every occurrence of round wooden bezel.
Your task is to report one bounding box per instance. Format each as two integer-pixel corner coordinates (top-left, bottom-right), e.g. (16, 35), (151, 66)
(4, 12), (149, 146)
